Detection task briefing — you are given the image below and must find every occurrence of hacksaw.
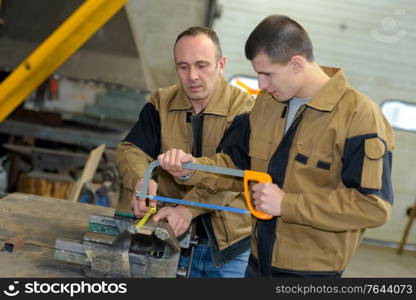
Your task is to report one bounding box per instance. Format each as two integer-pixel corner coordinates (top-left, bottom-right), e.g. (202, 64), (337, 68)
(136, 160), (273, 220)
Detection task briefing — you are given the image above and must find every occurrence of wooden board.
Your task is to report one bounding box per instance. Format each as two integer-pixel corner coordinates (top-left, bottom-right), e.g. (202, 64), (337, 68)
(0, 193), (114, 248)
(70, 144), (106, 203)
(0, 244), (83, 277)
(0, 193), (115, 277)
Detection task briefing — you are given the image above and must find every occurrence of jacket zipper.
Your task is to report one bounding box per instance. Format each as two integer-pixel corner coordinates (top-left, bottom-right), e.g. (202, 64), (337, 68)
(254, 220), (260, 240)
(255, 104), (306, 275)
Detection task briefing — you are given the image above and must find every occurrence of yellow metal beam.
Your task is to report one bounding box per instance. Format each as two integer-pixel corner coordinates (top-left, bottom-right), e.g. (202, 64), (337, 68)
(0, 0), (128, 122)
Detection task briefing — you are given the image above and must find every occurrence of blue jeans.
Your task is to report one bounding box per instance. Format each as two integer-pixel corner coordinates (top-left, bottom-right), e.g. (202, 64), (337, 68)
(179, 244), (250, 278)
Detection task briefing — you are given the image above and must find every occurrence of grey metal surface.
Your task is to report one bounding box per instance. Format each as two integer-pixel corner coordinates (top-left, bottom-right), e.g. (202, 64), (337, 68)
(182, 162), (244, 178)
(0, 120), (126, 149)
(90, 214), (121, 228)
(83, 232), (117, 245)
(4, 143), (88, 177)
(84, 230), (132, 278)
(154, 222), (180, 254)
(55, 237), (85, 254)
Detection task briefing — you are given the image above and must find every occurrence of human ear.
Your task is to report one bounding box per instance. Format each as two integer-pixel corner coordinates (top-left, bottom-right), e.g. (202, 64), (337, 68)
(218, 56), (226, 74)
(290, 55), (305, 73)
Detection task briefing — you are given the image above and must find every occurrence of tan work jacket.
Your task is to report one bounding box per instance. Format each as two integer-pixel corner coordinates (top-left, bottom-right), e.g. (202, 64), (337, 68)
(117, 76), (254, 265)
(185, 68), (394, 274)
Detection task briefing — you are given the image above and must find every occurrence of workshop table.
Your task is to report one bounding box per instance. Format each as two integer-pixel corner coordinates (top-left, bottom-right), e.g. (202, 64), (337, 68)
(0, 193), (115, 277)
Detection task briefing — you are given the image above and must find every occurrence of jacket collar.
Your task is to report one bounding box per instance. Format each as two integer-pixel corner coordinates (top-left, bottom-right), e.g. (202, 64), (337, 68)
(306, 66), (350, 112)
(168, 76), (230, 116)
(270, 66), (350, 112)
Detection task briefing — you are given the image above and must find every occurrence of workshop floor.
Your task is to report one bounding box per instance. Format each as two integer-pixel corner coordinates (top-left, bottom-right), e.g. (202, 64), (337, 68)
(343, 243), (416, 277)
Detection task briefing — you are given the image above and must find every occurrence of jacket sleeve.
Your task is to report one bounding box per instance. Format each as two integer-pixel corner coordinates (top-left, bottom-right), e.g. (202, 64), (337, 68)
(282, 100), (394, 232)
(116, 142), (154, 192)
(116, 97), (161, 192)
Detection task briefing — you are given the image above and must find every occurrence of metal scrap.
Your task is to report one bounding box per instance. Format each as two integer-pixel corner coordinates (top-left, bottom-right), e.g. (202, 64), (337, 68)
(3, 233), (27, 252)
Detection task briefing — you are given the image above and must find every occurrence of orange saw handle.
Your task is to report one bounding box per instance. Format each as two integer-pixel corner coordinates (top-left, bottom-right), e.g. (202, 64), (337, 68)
(243, 170), (273, 220)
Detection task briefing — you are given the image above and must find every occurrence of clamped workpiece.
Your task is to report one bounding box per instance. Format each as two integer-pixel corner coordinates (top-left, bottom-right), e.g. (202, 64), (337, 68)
(54, 211), (192, 278)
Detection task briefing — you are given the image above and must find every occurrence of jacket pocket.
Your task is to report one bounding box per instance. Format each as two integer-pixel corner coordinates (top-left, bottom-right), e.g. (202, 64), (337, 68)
(288, 143), (335, 190)
(249, 139), (272, 172)
(161, 137), (190, 153)
(249, 139), (272, 160)
(361, 137), (385, 190)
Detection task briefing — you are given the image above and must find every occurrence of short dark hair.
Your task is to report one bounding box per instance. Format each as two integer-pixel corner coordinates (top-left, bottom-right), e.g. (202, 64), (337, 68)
(245, 15), (314, 64)
(174, 26), (222, 61)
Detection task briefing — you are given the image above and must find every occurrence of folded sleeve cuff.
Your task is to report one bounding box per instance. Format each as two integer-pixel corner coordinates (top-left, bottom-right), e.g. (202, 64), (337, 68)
(281, 193), (301, 223)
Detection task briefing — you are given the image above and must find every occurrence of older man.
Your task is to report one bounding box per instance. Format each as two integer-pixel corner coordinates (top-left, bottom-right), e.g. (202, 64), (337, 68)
(116, 26), (254, 278)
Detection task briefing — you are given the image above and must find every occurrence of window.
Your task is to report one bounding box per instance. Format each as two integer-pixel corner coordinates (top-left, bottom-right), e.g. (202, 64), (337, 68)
(381, 100), (416, 132)
(229, 75), (260, 96)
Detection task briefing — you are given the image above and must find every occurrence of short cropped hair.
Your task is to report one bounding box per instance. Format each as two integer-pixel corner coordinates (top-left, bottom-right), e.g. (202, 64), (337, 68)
(245, 15), (314, 64)
(174, 26), (222, 62)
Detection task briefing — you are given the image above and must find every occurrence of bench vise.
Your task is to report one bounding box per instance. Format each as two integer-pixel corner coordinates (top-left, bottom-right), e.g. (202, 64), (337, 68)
(54, 211), (192, 277)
